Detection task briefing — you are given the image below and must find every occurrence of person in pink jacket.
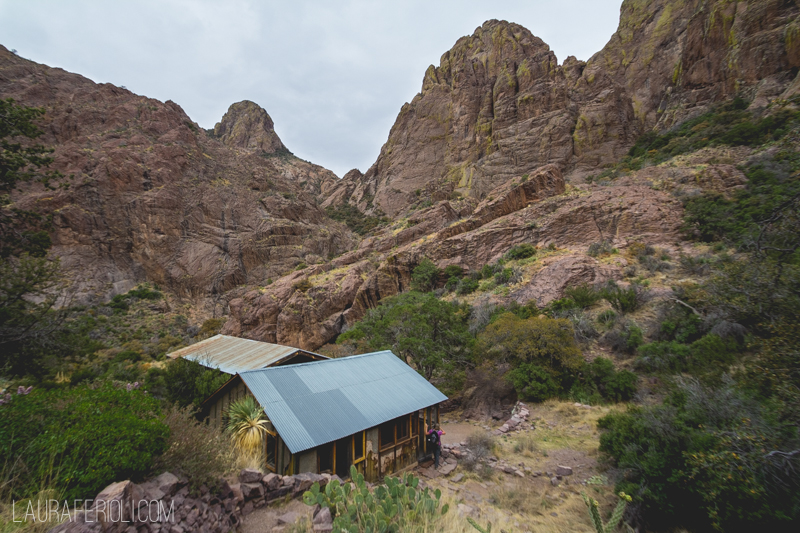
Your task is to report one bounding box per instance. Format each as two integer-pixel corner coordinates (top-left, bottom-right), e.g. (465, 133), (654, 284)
(426, 423), (446, 468)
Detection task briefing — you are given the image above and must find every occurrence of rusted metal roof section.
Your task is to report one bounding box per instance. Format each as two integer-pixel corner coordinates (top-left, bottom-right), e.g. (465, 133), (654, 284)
(167, 334), (326, 374)
(240, 350), (448, 454)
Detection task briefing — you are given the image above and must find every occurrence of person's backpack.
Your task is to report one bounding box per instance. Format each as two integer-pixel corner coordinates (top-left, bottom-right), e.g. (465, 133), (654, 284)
(426, 431), (439, 447)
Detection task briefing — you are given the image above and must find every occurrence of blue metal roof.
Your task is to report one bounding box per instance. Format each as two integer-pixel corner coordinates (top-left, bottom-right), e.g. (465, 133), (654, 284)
(240, 350), (448, 454)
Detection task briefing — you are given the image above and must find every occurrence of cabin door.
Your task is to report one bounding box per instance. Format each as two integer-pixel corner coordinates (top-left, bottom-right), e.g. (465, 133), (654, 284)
(335, 436), (351, 478)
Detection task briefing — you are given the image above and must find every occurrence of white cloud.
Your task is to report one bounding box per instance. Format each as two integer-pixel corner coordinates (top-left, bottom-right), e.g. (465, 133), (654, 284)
(0, 0), (623, 177)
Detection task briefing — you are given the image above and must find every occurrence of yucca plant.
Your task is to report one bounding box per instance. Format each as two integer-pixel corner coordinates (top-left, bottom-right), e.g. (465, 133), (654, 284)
(225, 396), (268, 461)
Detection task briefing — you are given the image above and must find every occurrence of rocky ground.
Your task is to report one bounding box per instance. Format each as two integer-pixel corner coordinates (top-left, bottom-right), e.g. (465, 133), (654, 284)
(405, 400), (623, 533)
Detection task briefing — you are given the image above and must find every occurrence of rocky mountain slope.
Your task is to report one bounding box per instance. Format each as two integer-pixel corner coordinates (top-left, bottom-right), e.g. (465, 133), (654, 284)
(224, 0), (800, 349)
(324, 0), (800, 217)
(3, 0), (799, 349)
(0, 46), (352, 311)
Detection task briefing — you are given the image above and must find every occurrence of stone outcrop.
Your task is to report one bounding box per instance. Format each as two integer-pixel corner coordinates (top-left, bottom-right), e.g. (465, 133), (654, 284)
(0, 46), (355, 308)
(510, 254), (622, 307)
(213, 100), (287, 155)
(225, 167), (686, 349)
(326, 0), (800, 217)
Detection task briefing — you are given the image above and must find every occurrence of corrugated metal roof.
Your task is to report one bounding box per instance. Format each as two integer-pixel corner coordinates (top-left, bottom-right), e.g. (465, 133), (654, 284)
(167, 334), (325, 374)
(240, 351), (448, 454)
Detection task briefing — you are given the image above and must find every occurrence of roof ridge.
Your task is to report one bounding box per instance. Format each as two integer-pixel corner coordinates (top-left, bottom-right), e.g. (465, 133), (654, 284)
(238, 349), (395, 374)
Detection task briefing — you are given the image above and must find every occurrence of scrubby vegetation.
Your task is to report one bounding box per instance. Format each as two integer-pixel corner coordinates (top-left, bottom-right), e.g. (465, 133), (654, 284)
(595, 102), (800, 530)
(0, 383), (168, 501)
(325, 203), (389, 235)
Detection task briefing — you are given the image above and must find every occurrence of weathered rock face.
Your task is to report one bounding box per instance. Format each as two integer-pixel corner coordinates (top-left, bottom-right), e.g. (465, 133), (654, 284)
(213, 100), (286, 154)
(225, 165), (686, 349)
(214, 100), (340, 200)
(0, 46), (355, 307)
(327, 0), (800, 217)
(510, 255), (622, 307)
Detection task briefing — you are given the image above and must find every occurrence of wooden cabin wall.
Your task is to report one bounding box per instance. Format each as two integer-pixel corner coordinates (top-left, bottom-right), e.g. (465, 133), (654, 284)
(207, 381), (251, 428)
(363, 428), (380, 481)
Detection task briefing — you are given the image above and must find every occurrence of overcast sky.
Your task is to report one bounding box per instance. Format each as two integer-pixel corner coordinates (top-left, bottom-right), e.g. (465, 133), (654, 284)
(0, 0), (623, 177)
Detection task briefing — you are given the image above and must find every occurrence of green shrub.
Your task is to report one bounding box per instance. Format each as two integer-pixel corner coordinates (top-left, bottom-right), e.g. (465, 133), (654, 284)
(493, 267), (517, 285)
(456, 278), (479, 295)
(504, 244), (536, 261)
(598, 379), (800, 531)
(442, 265), (463, 278)
(570, 357), (637, 404)
(597, 309), (617, 327)
(0, 383), (168, 501)
(588, 241), (614, 257)
(163, 357), (230, 408)
(564, 284), (601, 308)
(108, 284), (162, 313)
(444, 276), (460, 292)
(602, 282), (645, 313)
(603, 321), (644, 354)
(546, 297), (578, 315)
(637, 333), (740, 378)
(508, 363), (561, 402)
(199, 317), (226, 338)
(325, 204), (388, 235)
(636, 341), (691, 372)
(480, 263), (502, 279)
(478, 313), (583, 375)
(411, 258), (440, 292)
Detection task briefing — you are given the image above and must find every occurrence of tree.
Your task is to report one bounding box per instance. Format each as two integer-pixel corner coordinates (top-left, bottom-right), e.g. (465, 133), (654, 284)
(0, 98), (61, 192)
(162, 356), (230, 408)
(0, 99), (67, 377)
(338, 291), (473, 380)
(410, 258), (440, 292)
(477, 313), (582, 372)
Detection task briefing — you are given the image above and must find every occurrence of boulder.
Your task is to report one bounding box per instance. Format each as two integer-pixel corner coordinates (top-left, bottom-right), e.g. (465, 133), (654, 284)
(154, 472), (180, 497)
(556, 465), (573, 476)
(277, 511), (300, 525)
(263, 473), (282, 491)
(92, 480), (135, 526)
(240, 483), (264, 501)
(230, 483), (244, 503)
(238, 469), (263, 484)
(312, 506), (333, 533)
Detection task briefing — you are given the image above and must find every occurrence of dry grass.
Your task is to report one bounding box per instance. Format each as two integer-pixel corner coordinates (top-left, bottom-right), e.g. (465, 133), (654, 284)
(0, 490), (67, 533)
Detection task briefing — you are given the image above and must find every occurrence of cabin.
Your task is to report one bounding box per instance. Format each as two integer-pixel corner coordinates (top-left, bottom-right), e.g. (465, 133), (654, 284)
(166, 334), (328, 374)
(201, 350), (447, 481)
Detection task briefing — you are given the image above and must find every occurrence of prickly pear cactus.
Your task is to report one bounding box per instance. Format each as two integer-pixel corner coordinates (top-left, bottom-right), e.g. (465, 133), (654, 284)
(302, 465), (449, 532)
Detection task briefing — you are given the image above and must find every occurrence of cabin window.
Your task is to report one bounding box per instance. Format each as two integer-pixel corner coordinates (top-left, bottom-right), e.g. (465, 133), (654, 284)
(265, 431), (277, 472)
(353, 431), (365, 463)
(396, 415), (410, 442)
(379, 420), (395, 450)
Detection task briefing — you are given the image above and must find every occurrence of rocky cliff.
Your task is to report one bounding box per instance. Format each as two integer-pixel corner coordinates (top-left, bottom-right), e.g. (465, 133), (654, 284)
(3, 0), (799, 348)
(226, 0), (800, 349)
(324, 0), (800, 218)
(0, 46), (355, 310)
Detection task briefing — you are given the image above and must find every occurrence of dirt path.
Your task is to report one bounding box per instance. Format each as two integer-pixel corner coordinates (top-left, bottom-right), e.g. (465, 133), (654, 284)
(238, 499), (312, 533)
(439, 422), (485, 446)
